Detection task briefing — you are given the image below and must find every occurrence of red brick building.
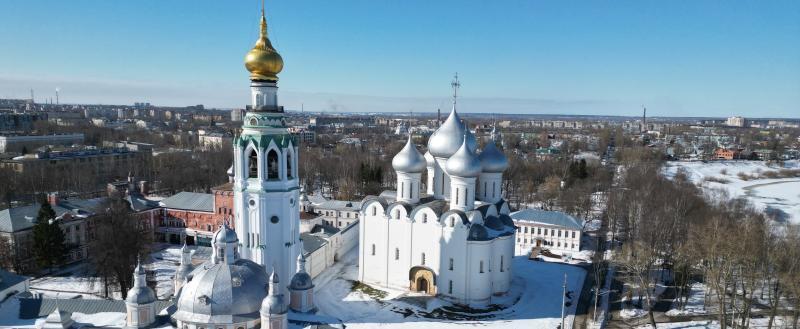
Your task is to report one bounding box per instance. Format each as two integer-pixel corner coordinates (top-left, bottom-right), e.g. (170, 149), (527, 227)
(714, 148), (740, 160)
(157, 184), (234, 246)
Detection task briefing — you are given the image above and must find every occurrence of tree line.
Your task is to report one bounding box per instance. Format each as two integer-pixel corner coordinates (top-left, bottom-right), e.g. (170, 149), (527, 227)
(608, 148), (800, 329)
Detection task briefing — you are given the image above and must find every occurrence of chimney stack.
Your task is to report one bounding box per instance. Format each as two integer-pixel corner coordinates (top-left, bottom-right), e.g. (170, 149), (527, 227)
(47, 192), (59, 206)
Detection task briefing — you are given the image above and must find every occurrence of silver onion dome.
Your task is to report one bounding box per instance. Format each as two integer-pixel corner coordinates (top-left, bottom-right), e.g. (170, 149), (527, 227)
(478, 141), (508, 173)
(445, 136), (482, 178)
(261, 268), (288, 315)
(174, 259), (269, 323)
(392, 135), (426, 173)
(427, 107), (477, 158)
(126, 259), (156, 304)
(213, 222), (238, 245)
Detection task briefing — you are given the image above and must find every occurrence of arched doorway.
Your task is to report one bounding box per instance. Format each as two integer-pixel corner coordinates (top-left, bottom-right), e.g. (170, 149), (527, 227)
(409, 266), (436, 295)
(417, 277), (429, 293)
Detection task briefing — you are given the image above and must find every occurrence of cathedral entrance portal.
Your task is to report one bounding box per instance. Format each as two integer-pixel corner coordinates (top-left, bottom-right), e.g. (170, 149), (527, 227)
(417, 278), (429, 293)
(409, 266), (436, 295)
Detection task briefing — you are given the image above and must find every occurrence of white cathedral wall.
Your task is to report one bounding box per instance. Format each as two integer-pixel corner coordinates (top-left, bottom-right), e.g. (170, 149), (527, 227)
(359, 202), (513, 305)
(465, 240), (493, 305)
(359, 205), (389, 286)
(386, 214), (412, 288)
(490, 235), (514, 294)
(408, 212), (442, 284)
(438, 215), (469, 301)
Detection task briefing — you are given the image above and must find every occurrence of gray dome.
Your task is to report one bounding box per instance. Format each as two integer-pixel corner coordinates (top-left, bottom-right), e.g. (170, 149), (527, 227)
(392, 136), (426, 173)
(174, 259), (268, 323)
(484, 215), (505, 231)
(427, 107), (477, 158)
(479, 141), (508, 173)
(467, 224), (490, 241)
(424, 151), (435, 167)
(445, 137), (482, 178)
(290, 272), (313, 290)
(262, 270), (288, 315)
(499, 214), (515, 228)
(213, 223), (238, 245)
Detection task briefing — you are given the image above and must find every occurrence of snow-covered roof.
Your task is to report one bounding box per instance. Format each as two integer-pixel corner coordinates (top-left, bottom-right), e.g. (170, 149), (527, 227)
(316, 200), (361, 212)
(0, 195), (161, 233)
(510, 209), (584, 230)
(160, 192), (214, 212)
(0, 204), (77, 233)
(0, 269), (28, 295)
(300, 233), (328, 255)
(18, 297), (173, 319)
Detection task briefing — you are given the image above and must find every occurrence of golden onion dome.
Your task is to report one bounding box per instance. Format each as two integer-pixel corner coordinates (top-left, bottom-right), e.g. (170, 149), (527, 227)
(244, 12), (284, 81)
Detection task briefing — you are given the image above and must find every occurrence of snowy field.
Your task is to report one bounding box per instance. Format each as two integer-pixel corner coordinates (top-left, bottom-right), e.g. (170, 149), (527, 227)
(312, 250), (587, 329)
(663, 160), (800, 224)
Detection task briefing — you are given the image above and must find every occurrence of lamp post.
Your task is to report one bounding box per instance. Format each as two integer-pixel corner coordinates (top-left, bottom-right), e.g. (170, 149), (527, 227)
(561, 273), (567, 329)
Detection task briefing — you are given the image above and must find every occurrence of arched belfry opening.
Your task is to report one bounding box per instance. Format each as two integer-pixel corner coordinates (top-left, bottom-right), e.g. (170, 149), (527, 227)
(248, 149), (258, 178)
(267, 149), (279, 180)
(286, 152), (293, 179)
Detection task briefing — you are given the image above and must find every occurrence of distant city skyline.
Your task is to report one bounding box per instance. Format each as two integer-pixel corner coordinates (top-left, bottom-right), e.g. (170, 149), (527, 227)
(1, 1), (799, 118)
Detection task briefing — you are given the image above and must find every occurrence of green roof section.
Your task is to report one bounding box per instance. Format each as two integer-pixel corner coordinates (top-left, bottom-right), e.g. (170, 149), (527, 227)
(160, 192), (215, 213)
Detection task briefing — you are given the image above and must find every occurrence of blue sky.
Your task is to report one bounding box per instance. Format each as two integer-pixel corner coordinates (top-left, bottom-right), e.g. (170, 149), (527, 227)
(1, 1), (798, 117)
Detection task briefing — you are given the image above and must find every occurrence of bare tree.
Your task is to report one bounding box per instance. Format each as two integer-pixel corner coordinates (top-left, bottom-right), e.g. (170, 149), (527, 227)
(87, 196), (151, 299)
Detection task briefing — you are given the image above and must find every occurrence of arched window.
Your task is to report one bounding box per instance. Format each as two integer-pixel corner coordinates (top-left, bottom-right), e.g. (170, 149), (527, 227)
(395, 248), (399, 260)
(394, 210), (400, 219)
(422, 213), (427, 223)
(493, 181), (497, 198)
(455, 187), (459, 205)
(267, 149), (279, 179)
(286, 152), (293, 179)
(371, 244), (375, 255)
(248, 149), (258, 178)
(449, 217), (455, 227)
(421, 253), (426, 265)
(500, 255), (505, 272)
(372, 207), (377, 216)
(479, 260), (484, 273)
(449, 258), (453, 270)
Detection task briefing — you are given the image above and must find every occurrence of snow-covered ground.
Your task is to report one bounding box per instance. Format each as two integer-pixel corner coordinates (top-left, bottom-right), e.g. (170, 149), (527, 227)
(663, 160), (800, 224)
(633, 317), (790, 329)
(312, 249), (587, 329)
(666, 282), (708, 317)
(27, 244), (203, 301)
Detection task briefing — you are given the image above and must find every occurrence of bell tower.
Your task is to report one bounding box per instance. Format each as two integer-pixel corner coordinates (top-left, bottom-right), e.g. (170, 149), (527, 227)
(233, 4), (299, 297)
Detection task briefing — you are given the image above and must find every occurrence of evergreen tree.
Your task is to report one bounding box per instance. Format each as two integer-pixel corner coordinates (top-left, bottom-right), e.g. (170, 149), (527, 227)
(32, 202), (66, 271)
